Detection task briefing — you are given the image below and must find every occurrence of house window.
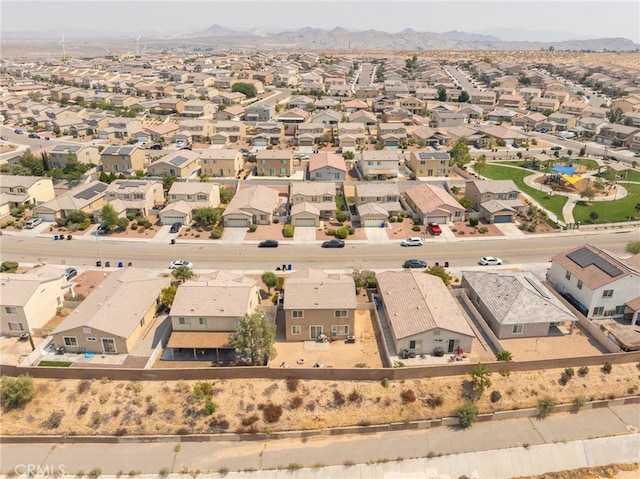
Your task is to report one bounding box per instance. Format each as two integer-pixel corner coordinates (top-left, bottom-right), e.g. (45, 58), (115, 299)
(315, 172), (322, 178)
(291, 325), (301, 335)
(593, 306), (604, 316)
(602, 290), (613, 298)
(87, 337), (97, 342)
(577, 280), (583, 290)
(199, 318), (207, 326)
(178, 317), (191, 325)
(512, 324), (524, 334)
(409, 340), (416, 349)
(292, 310), (303, 319)
(197, 194), (207, 201)
(64, 337), (78, 347)
(4, 307), (17, 314)
(615, 305), (625, 315)
(334, 310), (348, 318)
(7, 322), (24, 332)
(565, 271), (571, 280)
(331, 325), (349, 336)
(83, 328), (92, 334)
(428, 169), (433, 176)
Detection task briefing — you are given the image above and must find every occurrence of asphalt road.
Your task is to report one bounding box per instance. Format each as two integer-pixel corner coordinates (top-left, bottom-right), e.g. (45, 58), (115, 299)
(0, 230), (632, 272)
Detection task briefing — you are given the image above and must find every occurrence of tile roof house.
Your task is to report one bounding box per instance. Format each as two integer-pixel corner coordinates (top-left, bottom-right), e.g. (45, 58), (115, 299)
(308, 152), (347, 181)
(222, 185), (280, 227)
(166, 271), (260, 360)
(376, 271), (474, 356)
(464, 180), (524, 223)
(33, 181), (108, 222)
(290, 181), (336, 226)
(403, 183), (465, 224)
(462, 271), (577, 339)
(99, 145), (146, 174)
(547, 243), (640, 324)
(49, 144), (101, 169)
(199, 149), (244, 178)
(105, 179), (164, 217)
(0, 175), (55, 213)
(147, 150), (201, 178)
(51, 268), (169, 354)
(255, 149), (294, 177)
(283, 269), (357, 341)
(354, 182), (402, 226)
(358, 150), (400, 180)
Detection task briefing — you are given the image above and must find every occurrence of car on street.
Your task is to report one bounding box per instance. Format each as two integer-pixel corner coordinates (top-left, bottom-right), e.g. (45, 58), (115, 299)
(479, 256), (503, 266)
(0, 136), (8, 141)
(64, 267), (78, 281)
(169, 223), (182, 233)
(403, 259), (427, 269)
(148, 144), (163, 150)
(14, 129), (24, 134)
(169, 260), (193, 269)
(28, 133), (41, 139)
(550, 145), (562, 151)
(401, 237), (424, 247)
(322, 239), (345, 248)
(258, 239), (279, 248)
(427, 222), (442, 235)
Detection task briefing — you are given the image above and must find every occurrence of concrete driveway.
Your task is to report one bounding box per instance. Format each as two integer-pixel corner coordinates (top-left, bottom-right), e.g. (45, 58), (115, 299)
(364, 226), (390, 243)
(293, 226), (316, 244)
(220, 227), (246, 244)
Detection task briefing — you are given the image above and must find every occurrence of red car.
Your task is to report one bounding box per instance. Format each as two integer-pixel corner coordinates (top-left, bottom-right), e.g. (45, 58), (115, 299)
(427, 222), (442, 235)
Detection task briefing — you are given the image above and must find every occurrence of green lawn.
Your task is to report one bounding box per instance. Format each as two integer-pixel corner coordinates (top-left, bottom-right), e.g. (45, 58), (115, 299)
(481, 164), (568, 221)
(572, 182), (640, 224)
(38, 360), (72, 367)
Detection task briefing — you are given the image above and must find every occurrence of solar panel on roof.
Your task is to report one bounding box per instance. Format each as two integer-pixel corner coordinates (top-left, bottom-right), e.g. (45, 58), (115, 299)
(119, 147), (134, 155)
(567, 247), (623, 277)
(170, 156), (188, 166)
(102, 146), (117, 154)
(73, 183), (108, 200)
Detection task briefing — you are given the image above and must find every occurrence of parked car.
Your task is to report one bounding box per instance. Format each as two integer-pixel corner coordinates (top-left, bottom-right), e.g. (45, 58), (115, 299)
(169, 260), (193, 269)
(28, 133), (41, 139)
(25, 217), (43, 229)
(148, 144), (163, 150)
(97, 224), (107, 233)
(401, 237), (424, 247)
(169, 223), (182, 233)
(403, 259), (427, 269)
(322, 239), (345, 248)
(258, 239), (279, 248)
(0, 136), (8, 141)
(550, 145), (562, 151)
(427, 222), (442, 235)
(14, 129), (23, 134)
(64, 267), (78, 281)
(479, 256), (502, 266)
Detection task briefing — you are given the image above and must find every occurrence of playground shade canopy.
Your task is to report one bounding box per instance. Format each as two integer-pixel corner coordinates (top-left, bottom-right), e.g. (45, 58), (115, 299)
(552, 165), (576, 176)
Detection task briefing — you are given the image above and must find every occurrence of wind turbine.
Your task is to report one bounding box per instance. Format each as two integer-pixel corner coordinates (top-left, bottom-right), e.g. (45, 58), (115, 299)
(60, 35), (67, 58)
(136, 36), (141, 56)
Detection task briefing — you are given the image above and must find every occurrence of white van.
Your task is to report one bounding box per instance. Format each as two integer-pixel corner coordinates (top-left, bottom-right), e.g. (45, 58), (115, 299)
(25, 217), (43, 229)
(557, 131), (576, 140)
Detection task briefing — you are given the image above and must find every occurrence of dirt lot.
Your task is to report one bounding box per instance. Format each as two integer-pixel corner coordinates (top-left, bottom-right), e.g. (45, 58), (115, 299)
(450, 220), (505, 238)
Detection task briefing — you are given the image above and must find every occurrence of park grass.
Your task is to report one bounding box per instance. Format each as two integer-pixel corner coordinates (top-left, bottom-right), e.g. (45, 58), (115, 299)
(38, 360), (73, 367)
(481, 164), (568, 221)
(572, 182), (640, 224)
(500, 158), (599, 171)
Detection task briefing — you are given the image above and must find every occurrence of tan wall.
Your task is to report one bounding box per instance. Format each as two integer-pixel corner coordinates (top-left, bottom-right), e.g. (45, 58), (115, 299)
(172, 316), (237, 332)
(101, 151), (145, 173)
(53, 326), (128, 355)
(29, 178), (56, 204)
(284, 308), (355, 341)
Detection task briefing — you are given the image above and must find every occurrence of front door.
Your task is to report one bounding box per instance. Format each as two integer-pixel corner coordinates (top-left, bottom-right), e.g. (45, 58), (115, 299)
(447, 339), (459, 354)
(101, 338), (117, 354)
(310, 325), (323, 340)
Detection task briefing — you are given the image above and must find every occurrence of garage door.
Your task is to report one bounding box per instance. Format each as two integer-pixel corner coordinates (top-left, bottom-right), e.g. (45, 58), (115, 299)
(161, 214), (186, 226)
(493, 215), (512, 223)
(363, 218), (386, 227)
(35, 212), (57, 222)
(293, 217), (316, 227)
(425, 215), (448, 224)
(224, 217), (250, 228)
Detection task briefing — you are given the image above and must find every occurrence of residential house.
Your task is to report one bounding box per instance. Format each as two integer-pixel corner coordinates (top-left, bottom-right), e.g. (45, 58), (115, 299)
(100, 145), (146, 174)
(33, 181), (108, 222)
(560, 101), (589, 117)
(0, 266), (68, 337)
(136, 122), (180, 144)
(372, 96), (397, 113)
(611, 96), (640, 113)
(358, 150), (400, 180)
(595, 124), (640, 146)
(398, 96), (426, 115)
(540, 112), (577, 133)
(97, 117), (143, 139)
(403, 183), (464, 224)
(222, 185), (280, 227)
(462, 271), (577, 339)
(147, 151), (201, 178)
(212, 121), (246, 144)
(547, 243), (640, 324)
(354, 182), (402, 226)
(429, 110), (467, 128)
(486, 108), (518, 123)
(213, 104), (245, 121)
(407, 151), (452, 178)
(576, 117), (608, 138)
(297, 123), (326, 147)
(464, 180), (524, 223)
(530, 97), (559, 112)
(308, 152), (347, 181)
(337, 123), (367, 148)
(177, 119), (215, 143)
(512, 112), (547, 130)
(244, 103), (275, 122)
(255, 149), (294, 177)
(253, 122), (284, 147)
(49, 144), (101, 169)
(496, 94), (524, 109)
(629, 131), (640, 153)
(283, 269), (356, 341)
(182, 100), (217, 118)
(382, 108), (413, 125)
(348, 110), (377, 127)
(311, 109), (341, 126)
(105, 179), (164, 218)
(470, 91), (496, 107)
(200, 149), (244, 178)
(376, 123), (408, 148)
(343, 99), (369, 114)
(156, 98), (185, 114)
(478, 125), (528, 146)
(51, 268), (169, 354)
(166, 271), (261, 360)
(0, 176), (55, 213)
(376, 271), (474, 355)
(290, 181), (336, 226)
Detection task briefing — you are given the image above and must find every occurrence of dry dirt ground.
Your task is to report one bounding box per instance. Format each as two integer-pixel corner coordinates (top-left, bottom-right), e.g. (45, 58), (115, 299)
(1, 363), (638, 437)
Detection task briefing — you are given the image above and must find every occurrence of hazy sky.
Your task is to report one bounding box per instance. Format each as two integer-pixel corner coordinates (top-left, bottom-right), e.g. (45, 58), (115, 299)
(2, 0), (639, 43)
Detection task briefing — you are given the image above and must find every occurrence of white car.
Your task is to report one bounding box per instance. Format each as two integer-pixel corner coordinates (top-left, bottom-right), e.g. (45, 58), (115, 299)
(401, 237), (424, 247)
(169, 260), (193, 269)
(479, 256), (502, 266)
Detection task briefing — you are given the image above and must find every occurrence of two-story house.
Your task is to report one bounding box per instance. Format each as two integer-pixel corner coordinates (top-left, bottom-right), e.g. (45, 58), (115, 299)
(182, 100), (217, 118)
(376, 123), (408, 148)
(464, 179), (524, 223)
(354, 182), (402, 226)
(200, 149), (244, 178)
(407, 150), (452, 178)
(33, 181), (108, 222)
(49, 144), (101, 169)
(244, 102), (275, 122)
(147, 151), (201, 178)
(358, 150), (400, 180)
(0, 175), (55, 214)
(255, 149), (293, 177)
(100, 145), (146, 174)
(104, 179), (164, 218)
(97, 117), (143, 139)
(429, 110), (467, 128)
(212, 121), (246, 145)
(253, 122), (284, 147)
(289, 181), (336, 226)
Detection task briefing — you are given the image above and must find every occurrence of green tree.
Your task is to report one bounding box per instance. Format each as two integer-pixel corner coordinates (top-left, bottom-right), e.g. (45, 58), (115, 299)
(474, 154), (487, 175)
(436, 87), (447, 102)
(342, 151), (355, 160)
(220, 188), (235, 204)
(116, 217), (129, 230)
(171, 265), (194, 283)
(606, 107), (624, 124)
(229, 311), (276, 365)
(159, 285), (178, 308)
(579, 145), (586, 156)
(459, 197), (473, 210)
(456, 400), (478, 428)
(0, 374), (36, 409)
(496, 350), (513, 361)
(162, 176), (177, 192)
(231, 82), (257, 98)
(625, 240), (640, 255)
(99, 203), (119, 231)
(193, 207), (222, 226)
(67, 210), (88, 225)
(425, 265), (452, 286)
(580, 187), (596, 203)
(542, 108), (554, 117)
(261, 271), (278, 295)
(16, 150), (45, 176)
(450, 138), (472, 168)
(471, 363), (492, 396)
(458, 90), (470, 103)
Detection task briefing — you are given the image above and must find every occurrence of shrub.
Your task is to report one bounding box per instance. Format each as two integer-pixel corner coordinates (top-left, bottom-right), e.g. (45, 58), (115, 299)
(400, 389), (416, 404)
(457, 401), (478, 428)
(490, 391), (502, 403)
(499, 369), (511, 377)
(348, 225), (355, 235)
(283, 224), (295, 237)
(158, 468), (170, 479)
(602, 362), (613, 374)
(248, 224), (257, 232)
(0, 261), (19, 273)
(1, 374), (36, 409)
(478, 226), (488, 234)
(336, 227), (349, 239)
(348, 389), (362, 403)
(469, 217), (479, 227)
(411, 225), (421, 232)
(496, 350), (513, 362)
(381, 378), (390, 388)
(262, 403), (283, 423)
(42, 411), (65, 429)
(286, 377), (299, 393)
(77, 403), (89, 418)
(425, 395), (444, 409)
(175, 428), (190, 435)
(537, 396), (557, 418)
(87, 468), (101, 479)
(77, 380), (91, 394)
(289, 396), (303, 409)
(241, 414), (259, 426)
(578, 366), (590, 376)
(573, 395), (587, 408)
(564, 367), (575, 379)
(130, 223), (138, 230)
(389, 216), (397, 223)
(326, 228), (337, 236)
(333, 390), (346, 406)
(210, 227), (224, 239)
(335, 211), (348, 223)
